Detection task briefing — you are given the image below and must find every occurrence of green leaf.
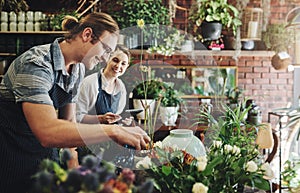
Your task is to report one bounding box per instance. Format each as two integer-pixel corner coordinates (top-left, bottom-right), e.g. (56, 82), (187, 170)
(253, 177), (271, 190)
(162, 165), (172, 176)
(202, 157), (223, 175)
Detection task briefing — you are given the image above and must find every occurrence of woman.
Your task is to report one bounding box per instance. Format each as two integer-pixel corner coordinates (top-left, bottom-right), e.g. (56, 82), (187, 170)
(0, 12), (149, 193)
(76, 45), (130, 124)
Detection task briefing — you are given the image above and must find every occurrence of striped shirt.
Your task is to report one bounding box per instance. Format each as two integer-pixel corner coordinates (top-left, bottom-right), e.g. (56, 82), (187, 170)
(0, 38), (85, 106)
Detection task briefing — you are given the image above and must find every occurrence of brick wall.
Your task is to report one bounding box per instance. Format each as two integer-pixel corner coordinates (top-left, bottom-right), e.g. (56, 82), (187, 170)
(164, 0), (299, 124)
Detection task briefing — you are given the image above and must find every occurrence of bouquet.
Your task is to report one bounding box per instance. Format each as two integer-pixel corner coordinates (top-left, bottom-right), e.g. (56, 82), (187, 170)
(137, 140), (273, 193)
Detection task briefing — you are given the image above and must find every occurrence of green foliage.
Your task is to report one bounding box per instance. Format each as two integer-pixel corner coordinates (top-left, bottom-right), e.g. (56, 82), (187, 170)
(193, 101), (256, 152)
(138, 140), (270, 193)
(189, 0), (242, 35)
(225, 87), (243, 104)
(133, 79), (164, 99)
(160, 82), (183, 107)
(0, 0), (28, 13)
(147, 28), (186, 56)
(108, 0), (170, 41)
(137, 102), (272, 192)
(262, 23), (294, 53)
(50, 9), (78, 31)
(110, 0), (170, 30)
(282, 160), (300, 191)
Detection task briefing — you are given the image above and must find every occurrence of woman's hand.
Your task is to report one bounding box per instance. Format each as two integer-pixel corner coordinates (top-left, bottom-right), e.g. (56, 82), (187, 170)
(98, 112), (122, 124)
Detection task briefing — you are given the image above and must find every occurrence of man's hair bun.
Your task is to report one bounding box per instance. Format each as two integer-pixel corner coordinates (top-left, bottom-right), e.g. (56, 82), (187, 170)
(62, 15), (79, 31)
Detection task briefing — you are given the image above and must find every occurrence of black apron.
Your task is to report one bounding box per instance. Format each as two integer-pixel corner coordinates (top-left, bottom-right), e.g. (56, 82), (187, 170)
(78, 73), (122, 163)
(0, 66), (73, 193)
(95, 72), (121, 115)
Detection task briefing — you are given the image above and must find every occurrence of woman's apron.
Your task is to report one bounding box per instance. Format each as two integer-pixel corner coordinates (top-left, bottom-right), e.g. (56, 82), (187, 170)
(95, 72), (120, 115)
(0, 66), (73, 193)
(78, 73), (121, 163)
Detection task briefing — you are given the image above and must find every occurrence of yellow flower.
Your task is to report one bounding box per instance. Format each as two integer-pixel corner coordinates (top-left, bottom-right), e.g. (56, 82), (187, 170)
(137, 19), (145, 29)
(139, 65), (148, 72)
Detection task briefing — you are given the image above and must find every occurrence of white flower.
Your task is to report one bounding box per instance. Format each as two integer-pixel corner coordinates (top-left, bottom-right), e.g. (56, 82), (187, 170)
(192, 182), (208, 193)
(136, 156), (151, 169)
(224, 144), (233, 154)
(246, 161), (258, 172)
(212, 140), (222, 148)
(154, 141), (163, 149)
(261, 163), (275, 179)
(196, 156), (207, 171)
(232, 145), (241, 155)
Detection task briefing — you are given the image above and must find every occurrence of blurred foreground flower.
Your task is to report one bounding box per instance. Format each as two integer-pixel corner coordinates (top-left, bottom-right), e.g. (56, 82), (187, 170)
(31, 149), (153, 193)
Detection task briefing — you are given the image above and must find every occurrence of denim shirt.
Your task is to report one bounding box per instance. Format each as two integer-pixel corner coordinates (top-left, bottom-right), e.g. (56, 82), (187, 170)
(0, 38), (85, 106)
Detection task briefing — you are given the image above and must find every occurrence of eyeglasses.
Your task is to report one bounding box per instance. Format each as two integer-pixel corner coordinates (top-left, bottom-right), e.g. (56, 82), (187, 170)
(99, 39), (113, 60)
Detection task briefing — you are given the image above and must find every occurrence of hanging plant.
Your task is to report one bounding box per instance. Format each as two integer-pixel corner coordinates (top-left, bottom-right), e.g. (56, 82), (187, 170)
(262, 23), (294, 70)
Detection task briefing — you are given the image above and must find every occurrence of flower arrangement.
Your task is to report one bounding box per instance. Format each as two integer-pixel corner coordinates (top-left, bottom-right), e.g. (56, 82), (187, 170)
(31, 149), (153, 193)
(137, 140), (272, 193)
(136, 103), (273, 192)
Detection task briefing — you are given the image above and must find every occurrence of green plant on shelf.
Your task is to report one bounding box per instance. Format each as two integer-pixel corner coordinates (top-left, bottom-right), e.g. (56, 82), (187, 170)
(189, 0), (241, 36)
(160, 82), (183, 107)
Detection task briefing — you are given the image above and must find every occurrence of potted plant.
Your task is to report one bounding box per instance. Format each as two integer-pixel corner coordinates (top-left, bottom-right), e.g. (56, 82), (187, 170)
(159, 82), (183, 126)
(262, 23), (294, 70)
(132, 79), (163, 120)
(189, 0), (241, 41)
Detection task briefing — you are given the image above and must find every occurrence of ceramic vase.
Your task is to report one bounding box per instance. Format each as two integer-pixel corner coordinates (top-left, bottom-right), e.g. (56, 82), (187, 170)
(159, 106), (178, 126)
(162, 129), (206, 157)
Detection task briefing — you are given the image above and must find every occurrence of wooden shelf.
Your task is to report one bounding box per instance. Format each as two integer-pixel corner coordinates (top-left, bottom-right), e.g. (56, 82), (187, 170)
(130, 49), (275, 57)
(0, 31), (66, 35)
(0, 53), (16, 57)
(181, 95), (226, 99)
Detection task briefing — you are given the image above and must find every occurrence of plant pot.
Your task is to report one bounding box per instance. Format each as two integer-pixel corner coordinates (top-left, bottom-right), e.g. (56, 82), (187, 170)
(133, 99), (156, 120)
(247, 115), (262, 126)
(241, 40), (255, 50)
(159, 106), (179, 126)
(181, 40), (194, 52)
(200, 21), (222, 41)
(162, 129), (206, 157)
(271, 52), (291, 70)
